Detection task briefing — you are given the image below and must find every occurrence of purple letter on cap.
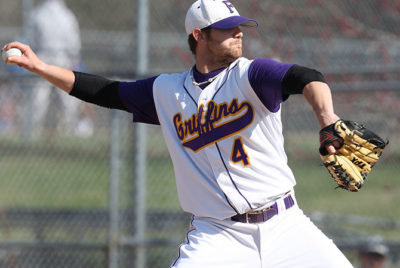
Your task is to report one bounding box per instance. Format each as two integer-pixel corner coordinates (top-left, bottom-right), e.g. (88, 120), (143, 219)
(222, 0), (235, 13)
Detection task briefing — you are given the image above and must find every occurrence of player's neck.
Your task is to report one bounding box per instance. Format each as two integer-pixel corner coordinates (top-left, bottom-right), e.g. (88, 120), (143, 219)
(195, 55), (236, 74)
(196, 62), (232, 74)
(195, 62), (227, 74)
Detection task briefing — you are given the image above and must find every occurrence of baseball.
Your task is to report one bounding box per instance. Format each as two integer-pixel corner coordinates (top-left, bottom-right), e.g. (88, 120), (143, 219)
(2, 48), (22, 65)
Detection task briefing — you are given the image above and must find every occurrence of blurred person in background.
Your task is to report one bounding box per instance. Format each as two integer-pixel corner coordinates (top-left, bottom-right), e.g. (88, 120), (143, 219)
(27, 0), (93, 138)
(357, 239), (389, 268)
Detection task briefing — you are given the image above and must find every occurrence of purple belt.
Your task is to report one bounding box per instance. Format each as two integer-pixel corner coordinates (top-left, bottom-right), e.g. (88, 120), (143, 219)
(231, 194), (295, 224)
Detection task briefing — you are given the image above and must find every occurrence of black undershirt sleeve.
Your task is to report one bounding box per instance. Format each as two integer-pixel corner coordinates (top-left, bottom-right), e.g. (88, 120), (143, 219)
(281, 65), (326, 100)
(70, 71), (128, 111)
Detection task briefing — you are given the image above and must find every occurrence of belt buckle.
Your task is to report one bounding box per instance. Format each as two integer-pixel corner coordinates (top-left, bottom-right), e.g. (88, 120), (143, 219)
(245, 210), (260, 223)
(245, 206), (274, 223)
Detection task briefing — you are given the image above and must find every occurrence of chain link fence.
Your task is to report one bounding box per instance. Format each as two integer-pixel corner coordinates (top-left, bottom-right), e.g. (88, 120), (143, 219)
(1, 0), (400, 267)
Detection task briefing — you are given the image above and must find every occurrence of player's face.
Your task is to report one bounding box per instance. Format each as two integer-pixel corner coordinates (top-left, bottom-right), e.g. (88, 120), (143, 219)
(205, 27), (243, 65)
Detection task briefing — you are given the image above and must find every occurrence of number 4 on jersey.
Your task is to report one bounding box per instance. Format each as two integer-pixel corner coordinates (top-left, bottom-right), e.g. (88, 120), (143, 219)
(231, 137), (250, 167)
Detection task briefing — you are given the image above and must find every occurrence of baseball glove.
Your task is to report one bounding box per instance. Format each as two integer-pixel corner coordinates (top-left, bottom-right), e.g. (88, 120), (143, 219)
(319, 119), (388, 192)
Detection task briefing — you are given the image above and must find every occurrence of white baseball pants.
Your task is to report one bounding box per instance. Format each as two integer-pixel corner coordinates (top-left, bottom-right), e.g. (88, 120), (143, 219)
(171, 201), (353, 267)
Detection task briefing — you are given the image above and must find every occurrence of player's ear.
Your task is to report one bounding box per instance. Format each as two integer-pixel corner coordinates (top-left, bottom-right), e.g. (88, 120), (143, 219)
(192, 28), (206, 42)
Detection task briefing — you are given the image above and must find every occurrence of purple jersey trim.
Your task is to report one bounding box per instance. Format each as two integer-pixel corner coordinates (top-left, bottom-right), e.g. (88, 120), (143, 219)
(118, 76), (160, 125)
(192, 59), (293, 112)
(192, 66), (227, 89)
(248, 58), (294, 113)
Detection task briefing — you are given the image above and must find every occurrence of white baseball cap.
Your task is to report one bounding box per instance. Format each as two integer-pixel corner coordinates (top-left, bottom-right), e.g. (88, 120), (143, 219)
(185, 0), (258, 35)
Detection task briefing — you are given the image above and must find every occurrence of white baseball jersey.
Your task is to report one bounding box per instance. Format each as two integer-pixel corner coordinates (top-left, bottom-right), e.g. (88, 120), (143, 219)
(152, 57), (296, 219)
(75, 54), (353, 268)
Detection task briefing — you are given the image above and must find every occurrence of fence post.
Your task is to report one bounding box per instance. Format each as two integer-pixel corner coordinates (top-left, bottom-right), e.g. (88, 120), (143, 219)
(109, 109), (121, 268)
(134, 124), (147, 268)
(135, 0), (149, 267)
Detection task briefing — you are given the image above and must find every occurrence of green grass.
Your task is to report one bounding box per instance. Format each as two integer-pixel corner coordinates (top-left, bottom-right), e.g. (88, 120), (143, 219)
(0, 133), (398, 219)
(0, 132), (398, 225)
(0, 134), (110, 208)
(0, 153), (109, 208)
(292, 160), (400, 218)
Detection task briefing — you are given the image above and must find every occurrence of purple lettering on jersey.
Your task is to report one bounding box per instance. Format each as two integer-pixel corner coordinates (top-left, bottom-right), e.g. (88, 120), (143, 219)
(173, 98), (254, 152)
(222, 0), (235, 13)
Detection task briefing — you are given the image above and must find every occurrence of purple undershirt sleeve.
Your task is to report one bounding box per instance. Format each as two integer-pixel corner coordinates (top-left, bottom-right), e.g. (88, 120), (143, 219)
(248, 58), (294, 113)
(118, 76), (160, 125)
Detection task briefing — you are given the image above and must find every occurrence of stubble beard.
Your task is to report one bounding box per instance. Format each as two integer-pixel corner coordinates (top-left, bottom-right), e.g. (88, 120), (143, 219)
(212, 44), (243, 67)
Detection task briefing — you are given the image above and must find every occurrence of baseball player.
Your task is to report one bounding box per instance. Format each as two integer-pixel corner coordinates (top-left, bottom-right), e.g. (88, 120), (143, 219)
(27, 0), (84, 136)
(2, 0), (354, 267)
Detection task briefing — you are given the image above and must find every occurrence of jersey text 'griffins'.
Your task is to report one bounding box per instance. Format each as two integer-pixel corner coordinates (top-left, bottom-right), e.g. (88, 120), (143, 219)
(173, 98), (254, 152)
